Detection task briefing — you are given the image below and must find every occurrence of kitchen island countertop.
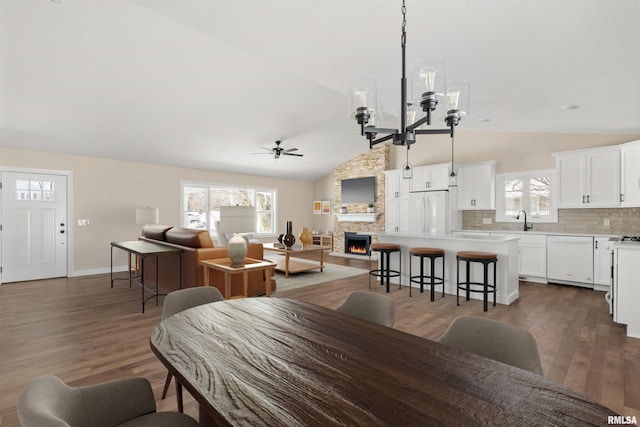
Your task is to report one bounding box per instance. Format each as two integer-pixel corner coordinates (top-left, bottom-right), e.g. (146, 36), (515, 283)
(370, 233), (520, 305)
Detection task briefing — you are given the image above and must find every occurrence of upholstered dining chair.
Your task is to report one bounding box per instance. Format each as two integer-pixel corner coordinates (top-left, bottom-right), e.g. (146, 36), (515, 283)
(161, 286), (225, 411)
(436, 316), (544, 375)
(335, 290), (396, 328)
(17, 375), (199, 427)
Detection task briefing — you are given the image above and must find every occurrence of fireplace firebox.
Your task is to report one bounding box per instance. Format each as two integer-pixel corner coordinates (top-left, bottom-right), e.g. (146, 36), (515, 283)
(344, 232), (371, 256)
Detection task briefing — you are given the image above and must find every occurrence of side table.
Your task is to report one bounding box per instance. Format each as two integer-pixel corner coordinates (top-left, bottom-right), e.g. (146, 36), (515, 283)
(201, 258), (276, 299)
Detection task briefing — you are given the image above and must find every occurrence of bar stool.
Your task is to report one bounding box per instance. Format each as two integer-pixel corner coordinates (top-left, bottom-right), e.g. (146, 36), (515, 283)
(409, 247), (445, 300)
(369, 243), (402, 293)
(456, 251), (498, 312)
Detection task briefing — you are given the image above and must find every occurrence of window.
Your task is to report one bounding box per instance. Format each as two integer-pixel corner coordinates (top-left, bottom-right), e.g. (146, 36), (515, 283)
(181, 182), (277, 235)
(15, 180), (56, 201)
(496, 170), (557, 223)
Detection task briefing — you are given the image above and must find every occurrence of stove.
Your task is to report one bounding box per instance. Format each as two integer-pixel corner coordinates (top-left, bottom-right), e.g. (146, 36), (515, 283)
(621, 236), (640, 242)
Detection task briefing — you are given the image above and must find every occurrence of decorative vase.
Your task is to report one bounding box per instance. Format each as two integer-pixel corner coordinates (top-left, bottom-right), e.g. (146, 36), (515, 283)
(299, 227), (312, 247)
(283, 221), (296, 249)
(228, 233), (248, 267)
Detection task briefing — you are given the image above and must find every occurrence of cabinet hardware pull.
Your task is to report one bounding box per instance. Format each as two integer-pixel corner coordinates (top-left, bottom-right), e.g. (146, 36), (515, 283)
(621, 193), (625, 202)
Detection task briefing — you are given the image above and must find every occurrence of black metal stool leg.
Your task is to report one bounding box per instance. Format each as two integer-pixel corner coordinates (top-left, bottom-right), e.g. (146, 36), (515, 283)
(429, 255), (436, 302)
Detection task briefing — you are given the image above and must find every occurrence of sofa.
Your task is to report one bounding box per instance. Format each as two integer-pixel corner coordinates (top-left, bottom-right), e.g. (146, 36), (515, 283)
(139, 225), (276, 297)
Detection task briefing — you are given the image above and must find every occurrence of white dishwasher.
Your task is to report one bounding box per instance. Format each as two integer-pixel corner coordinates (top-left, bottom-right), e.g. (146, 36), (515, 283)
(546, 235), (594, 287)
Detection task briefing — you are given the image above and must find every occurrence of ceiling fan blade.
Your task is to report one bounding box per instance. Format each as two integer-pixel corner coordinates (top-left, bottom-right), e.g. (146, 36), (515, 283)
(283, 152), (304, 157)
(283, 148), (298, 152)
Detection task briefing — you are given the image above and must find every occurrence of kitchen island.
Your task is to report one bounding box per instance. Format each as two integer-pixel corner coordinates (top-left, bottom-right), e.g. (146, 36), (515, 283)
(373, 233), (520, 305)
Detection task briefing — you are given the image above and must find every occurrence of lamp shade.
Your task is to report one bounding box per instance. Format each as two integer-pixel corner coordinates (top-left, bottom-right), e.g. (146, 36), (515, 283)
(135, 207), (159, 225)
(219, 206), (256, 233)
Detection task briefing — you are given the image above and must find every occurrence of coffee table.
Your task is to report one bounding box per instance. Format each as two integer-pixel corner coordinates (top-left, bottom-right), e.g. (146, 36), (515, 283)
(201, 257), (276, 299)
(263, 243), (331, 278)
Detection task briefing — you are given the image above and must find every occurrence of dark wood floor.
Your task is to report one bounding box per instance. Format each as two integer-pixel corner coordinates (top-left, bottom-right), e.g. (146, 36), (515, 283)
(1, 254), (638, 426)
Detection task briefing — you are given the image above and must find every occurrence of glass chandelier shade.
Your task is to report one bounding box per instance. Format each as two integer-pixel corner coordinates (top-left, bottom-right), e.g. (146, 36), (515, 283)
(411, 57), (446, 101)
(348, 76), (381, 126)
(445, 79), (470, 127)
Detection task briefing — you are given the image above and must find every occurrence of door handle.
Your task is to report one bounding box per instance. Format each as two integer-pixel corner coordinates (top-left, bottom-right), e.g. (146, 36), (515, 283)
(60, 230), (65, 234)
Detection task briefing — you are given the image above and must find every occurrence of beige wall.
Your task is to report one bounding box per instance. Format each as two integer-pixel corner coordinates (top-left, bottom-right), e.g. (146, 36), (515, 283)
(0, 147), (315, 276)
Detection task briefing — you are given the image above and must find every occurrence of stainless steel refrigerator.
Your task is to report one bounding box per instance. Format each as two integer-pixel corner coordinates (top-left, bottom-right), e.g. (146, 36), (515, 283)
(408, 189), (461, 235)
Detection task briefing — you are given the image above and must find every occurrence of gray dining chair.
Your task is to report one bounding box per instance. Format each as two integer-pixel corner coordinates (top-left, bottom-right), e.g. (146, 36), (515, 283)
(161, 286), (225, 411)
(17, 375), (199, 427)
(436, 316), (544, 375)
(335, 290), (396, 328)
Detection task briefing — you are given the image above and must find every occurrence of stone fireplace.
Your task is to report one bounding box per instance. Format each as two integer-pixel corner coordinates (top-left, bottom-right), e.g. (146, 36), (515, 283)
(332, 145), (389, 254)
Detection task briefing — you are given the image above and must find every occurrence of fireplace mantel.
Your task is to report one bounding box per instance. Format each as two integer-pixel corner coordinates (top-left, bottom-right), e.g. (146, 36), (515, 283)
(335, 213), (378, 223)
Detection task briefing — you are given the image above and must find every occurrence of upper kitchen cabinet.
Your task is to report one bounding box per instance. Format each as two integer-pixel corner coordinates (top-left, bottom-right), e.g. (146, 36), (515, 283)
(457, 161), (496, 210)
(553, 146), (620, 208)
(409, 163), (450, 192)
(620, 140), (640, 207)
(384, 170), (409, 234)
(385, 169), (410, 200)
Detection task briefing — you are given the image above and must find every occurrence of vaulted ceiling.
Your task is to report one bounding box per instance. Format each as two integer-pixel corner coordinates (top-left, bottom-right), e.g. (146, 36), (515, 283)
(1, 0), (639, 180)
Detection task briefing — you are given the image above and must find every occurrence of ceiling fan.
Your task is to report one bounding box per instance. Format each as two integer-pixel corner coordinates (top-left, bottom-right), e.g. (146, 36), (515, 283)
(253, 140), (303, 159)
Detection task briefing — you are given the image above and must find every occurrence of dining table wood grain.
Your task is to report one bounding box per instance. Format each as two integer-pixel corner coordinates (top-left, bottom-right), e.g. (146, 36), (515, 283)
(149, 297), (616, 426)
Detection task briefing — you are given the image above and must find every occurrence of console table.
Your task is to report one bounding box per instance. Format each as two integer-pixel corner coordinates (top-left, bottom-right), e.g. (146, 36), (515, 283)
(110, 240), (182, 313)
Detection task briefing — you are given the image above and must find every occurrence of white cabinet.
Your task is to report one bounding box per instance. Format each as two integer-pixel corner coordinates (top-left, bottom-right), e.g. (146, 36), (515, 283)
(386, 199), (409, 234)
(384, 170), (409, 234)
(457, 161), (496, 210)
(620, 140), (640, 207)
(410, 163), (450, 192)
(492, 232), (546, 282)
(593, 237), (613, 289)
(554, 147), (620, 208)
(614, 246), (640, 338)
(385, 169), (410, 200)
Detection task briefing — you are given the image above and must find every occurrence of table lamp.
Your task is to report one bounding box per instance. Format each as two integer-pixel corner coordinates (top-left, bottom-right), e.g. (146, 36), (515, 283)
(135, 207), (160, 225)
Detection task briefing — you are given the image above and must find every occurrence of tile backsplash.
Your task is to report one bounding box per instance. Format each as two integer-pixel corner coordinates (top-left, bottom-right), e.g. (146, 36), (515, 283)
(463, 208), (640, 236)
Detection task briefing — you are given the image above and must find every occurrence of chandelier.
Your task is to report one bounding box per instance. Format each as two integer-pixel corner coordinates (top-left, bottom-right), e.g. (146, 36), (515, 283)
(348, 0), (469, 182)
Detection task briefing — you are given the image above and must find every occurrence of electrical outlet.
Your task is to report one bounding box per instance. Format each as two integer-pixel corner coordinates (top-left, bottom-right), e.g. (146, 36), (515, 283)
(603, 218), (610, 226)
(482, 218), (492, 225)
(77, 219), (90, 226)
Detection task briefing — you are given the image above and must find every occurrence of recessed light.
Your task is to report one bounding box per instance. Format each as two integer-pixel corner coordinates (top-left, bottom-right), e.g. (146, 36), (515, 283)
(477, 118), (491, 122)
(560, 105), (580, 110)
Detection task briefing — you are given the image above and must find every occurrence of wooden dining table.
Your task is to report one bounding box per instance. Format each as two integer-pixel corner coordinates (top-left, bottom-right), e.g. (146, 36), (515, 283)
(150, 298), (616, 426)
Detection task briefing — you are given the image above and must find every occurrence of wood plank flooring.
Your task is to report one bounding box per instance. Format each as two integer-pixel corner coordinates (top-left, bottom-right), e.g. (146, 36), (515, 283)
(1, 254), (638, 425)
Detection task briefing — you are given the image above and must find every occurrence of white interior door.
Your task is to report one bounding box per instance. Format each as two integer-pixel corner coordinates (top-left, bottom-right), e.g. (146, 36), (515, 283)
(1, 171), (68, 282)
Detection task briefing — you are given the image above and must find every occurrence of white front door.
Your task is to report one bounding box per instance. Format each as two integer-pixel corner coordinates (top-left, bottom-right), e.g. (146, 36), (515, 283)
(1, 171), (68, 282)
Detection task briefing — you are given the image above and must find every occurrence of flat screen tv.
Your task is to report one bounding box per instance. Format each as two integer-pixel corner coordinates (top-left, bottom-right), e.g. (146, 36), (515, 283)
(341, 176), (375, 204)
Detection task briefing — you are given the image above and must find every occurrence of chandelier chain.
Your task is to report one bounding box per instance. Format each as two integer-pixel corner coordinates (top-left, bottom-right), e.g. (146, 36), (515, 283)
(401, 0), (407, 46)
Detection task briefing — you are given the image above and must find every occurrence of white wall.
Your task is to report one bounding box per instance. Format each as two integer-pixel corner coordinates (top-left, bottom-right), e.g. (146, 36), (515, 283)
(0, 147), (315, 275)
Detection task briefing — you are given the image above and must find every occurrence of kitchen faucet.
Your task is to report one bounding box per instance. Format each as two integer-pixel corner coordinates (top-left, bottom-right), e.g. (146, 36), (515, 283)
(516, 210), (533, 231)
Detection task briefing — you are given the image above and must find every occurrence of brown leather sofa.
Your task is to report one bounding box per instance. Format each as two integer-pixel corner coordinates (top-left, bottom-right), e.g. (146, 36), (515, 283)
(139, 225), (276, 298)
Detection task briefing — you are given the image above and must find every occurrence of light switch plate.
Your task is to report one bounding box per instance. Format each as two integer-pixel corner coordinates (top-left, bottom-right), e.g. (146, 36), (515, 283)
(482, 218), (492, 225)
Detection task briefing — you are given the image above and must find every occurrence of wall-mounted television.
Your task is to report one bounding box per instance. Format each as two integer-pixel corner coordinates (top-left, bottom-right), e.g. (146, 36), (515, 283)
(341, 176), (376, 203)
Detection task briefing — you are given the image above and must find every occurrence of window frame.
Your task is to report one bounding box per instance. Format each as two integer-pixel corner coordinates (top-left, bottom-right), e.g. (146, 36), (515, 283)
(180, 181), (277, 237)
(495, 169), (558, 223)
